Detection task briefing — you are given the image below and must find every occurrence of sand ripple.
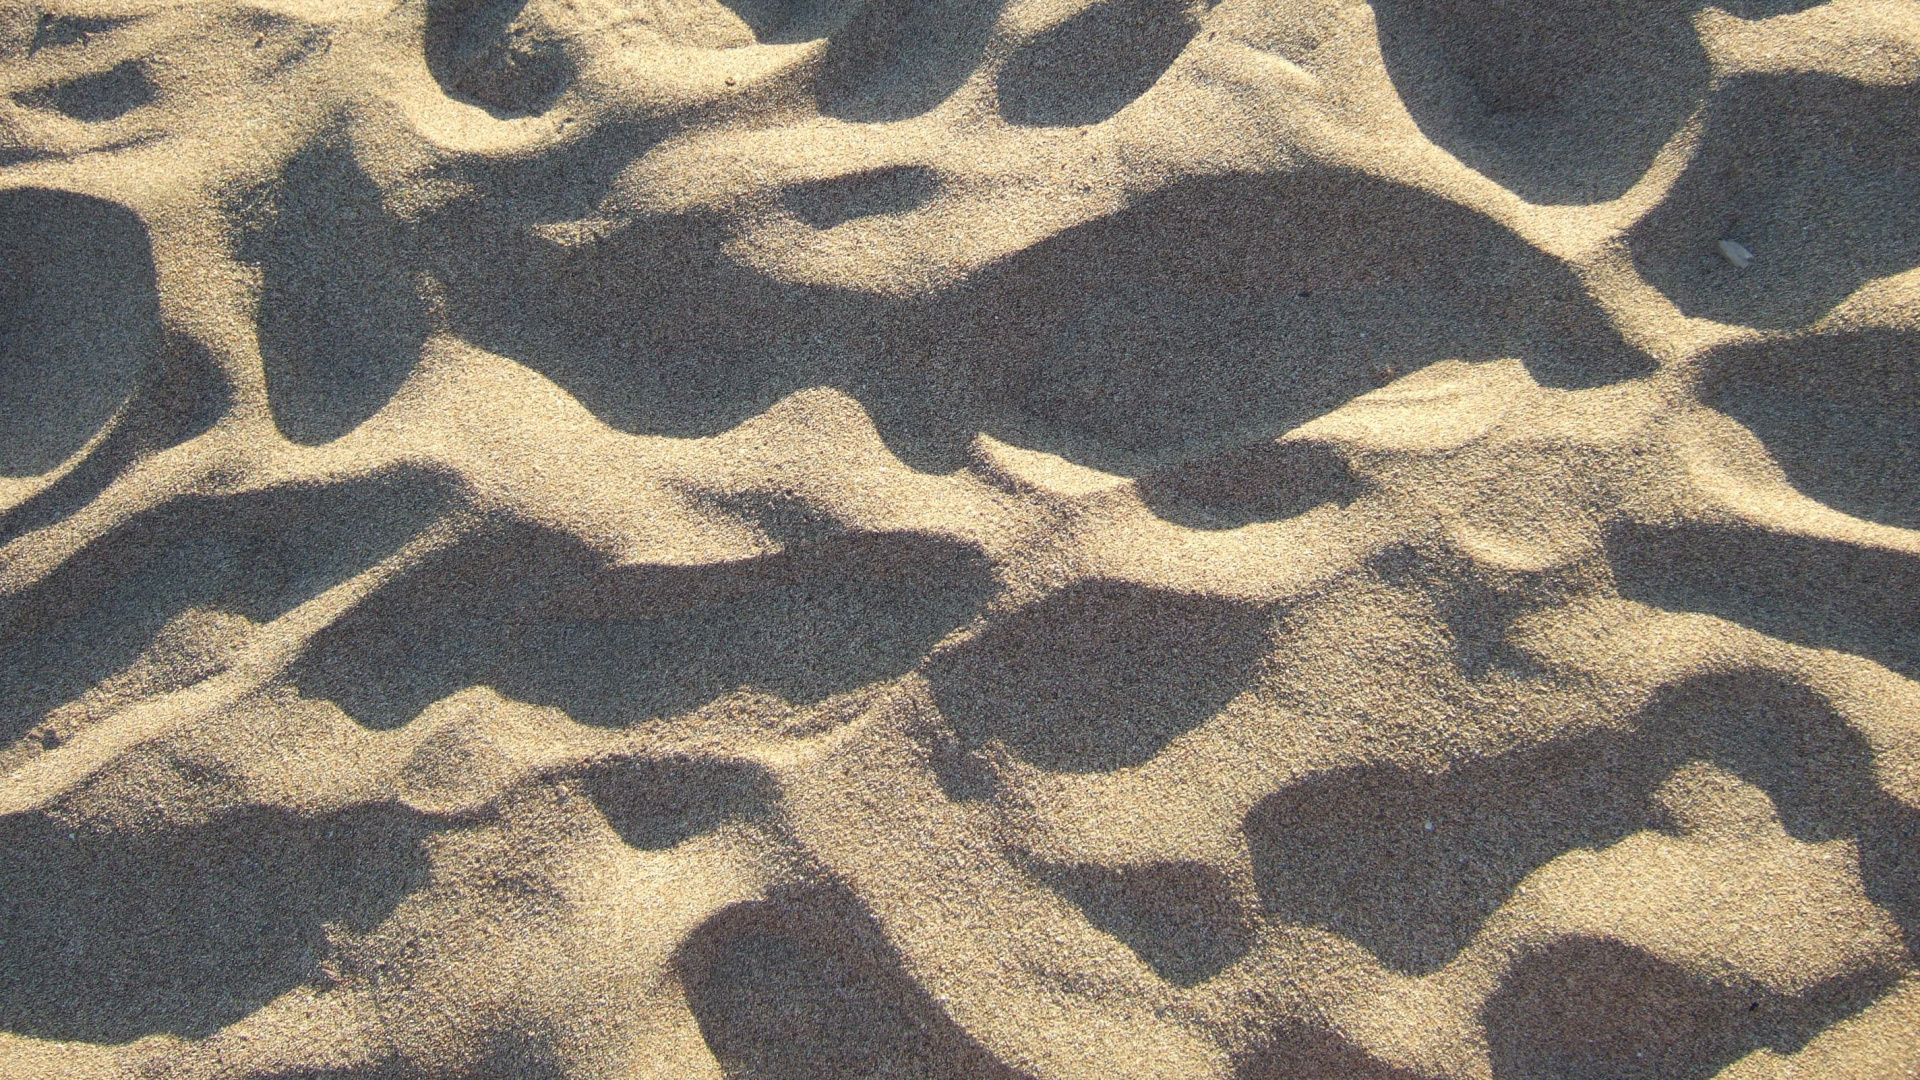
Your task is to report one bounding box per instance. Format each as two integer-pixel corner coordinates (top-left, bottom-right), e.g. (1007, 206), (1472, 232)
(1, 0), (1918, 1076)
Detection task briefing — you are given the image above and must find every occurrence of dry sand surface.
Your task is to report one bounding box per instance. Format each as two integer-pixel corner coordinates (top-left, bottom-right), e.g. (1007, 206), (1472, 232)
(3, 0), (1920, 1076)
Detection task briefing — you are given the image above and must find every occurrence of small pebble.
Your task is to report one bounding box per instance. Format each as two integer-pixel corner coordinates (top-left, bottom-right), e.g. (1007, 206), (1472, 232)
(1718, 239), (1753, 268)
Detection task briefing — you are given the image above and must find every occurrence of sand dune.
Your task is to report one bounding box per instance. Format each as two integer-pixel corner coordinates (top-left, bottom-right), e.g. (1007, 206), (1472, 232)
(2, 0), (1919, 1075)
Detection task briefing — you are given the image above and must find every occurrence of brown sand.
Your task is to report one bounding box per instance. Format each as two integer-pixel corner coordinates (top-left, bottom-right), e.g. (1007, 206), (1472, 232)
(2, 0), (1919, 1076)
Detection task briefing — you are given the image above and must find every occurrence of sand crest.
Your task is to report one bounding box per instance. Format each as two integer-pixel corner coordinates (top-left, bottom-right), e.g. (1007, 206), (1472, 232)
(2, 0), (1919, 1076)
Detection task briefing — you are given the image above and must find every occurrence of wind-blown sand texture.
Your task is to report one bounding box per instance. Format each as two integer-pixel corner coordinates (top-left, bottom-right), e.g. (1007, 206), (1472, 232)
(2, 0), (1920, 1076)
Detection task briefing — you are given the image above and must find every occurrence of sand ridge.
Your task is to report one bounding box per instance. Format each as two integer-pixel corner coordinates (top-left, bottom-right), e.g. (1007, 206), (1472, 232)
(1, 0), (1919, 1075)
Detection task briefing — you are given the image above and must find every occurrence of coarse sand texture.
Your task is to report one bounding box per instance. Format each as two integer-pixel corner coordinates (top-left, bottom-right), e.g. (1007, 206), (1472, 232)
(2, 0), (1919, 1077)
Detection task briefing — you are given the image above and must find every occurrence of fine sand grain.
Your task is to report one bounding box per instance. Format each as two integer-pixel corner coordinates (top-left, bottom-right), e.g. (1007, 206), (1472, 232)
(2, 0), (1919, 1076)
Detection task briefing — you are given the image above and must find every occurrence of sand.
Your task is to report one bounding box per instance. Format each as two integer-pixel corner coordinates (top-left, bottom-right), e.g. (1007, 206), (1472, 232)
(1, 0), (1918, 1076)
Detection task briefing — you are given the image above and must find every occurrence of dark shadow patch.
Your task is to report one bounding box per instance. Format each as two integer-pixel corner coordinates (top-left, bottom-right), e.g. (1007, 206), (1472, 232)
(816, 0), (1005, 122)
(925, 726), (1001, 802)
(926, 580), (1271, 772)
(0, 330), (230, 552)
(1137, 438), (1359, 529)
(1237, 1023), (1427, 1080)
(1370, 543), (1585, 681)
(1247, 733), (1665, 974)
(1701, 328), (1920, 530)
(1038, 861), (1252, 985)
(1370, 0), (1708, 204)
(237, 138), (430, 444)
(996, 0), (1201, 127)
(423, 198), (856, 453)
(1698, 0), (1828, 13)
(579, 755), (774, 850)
(715, 0), (848, 44)
(418, 107), (673, 228)
(1606, 519), (1920, 682)
(782, 165), (940, 230)
(953, 169), (1648, 454)
(1483, 936), (1898, 1080)
(18, 60), (155, 121)
(1628, 75), (1920, 329)
(419, 157), (1642, 471)
(0, 803), (432, 1044)
(0, 188), (160, 476)
(424, 0), (573, 116)
(29, 13), (128, 52)
(1639, 674), (1920, 958)
(419, 173), (1003, 470)
(289, 524), (995, 730)
(677, 892), (1026, 1080)
(1651, 675), (1878, 844)
(0, 472), (453, 751)
(1643, 672), (1881, 841)
(1245, 666), (1920, 973)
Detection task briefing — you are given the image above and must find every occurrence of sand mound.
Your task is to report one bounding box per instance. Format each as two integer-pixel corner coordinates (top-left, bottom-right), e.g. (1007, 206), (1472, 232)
(2, 0), (1918, 1076)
